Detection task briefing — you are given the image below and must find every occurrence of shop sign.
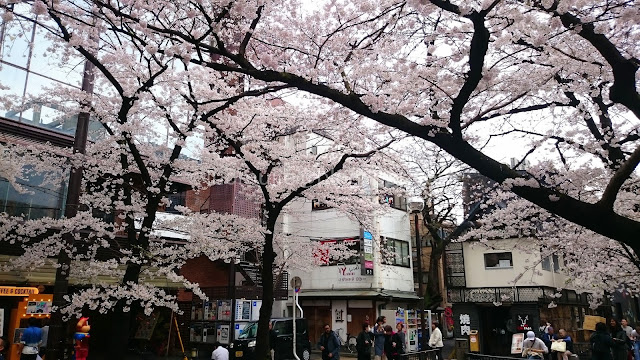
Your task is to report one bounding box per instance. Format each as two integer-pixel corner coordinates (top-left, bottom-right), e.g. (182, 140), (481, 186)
(26, 301), (52, 315)
(338, 264), (367, 282)
(0, 286), (39, 296)
(460, 313), (471, 335)
(360, 230), (374, 275)
(516, 315), (533, 331)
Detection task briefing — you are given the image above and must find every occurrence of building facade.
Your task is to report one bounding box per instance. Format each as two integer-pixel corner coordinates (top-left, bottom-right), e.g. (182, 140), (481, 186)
(282, 180), (418, 345)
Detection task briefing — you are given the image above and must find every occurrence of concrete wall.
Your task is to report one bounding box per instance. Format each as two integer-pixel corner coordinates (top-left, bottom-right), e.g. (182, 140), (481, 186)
(462, 238), (567, 288)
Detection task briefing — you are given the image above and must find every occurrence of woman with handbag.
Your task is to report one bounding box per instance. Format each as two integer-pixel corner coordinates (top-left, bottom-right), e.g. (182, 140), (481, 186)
(552, 329), (574, 360)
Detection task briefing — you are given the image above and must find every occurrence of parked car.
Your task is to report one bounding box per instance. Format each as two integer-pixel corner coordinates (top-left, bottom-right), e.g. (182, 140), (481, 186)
(231, 318), (311, 360)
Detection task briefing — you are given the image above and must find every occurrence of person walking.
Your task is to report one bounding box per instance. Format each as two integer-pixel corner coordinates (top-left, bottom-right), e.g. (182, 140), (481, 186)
(374, 316), (387, 360)
(318, 324), (341, 360)
(18, 317), (42, 360)
(631, 326), (640, 360)
(357, 323), (373, 360)
(591, 322), (614, 360)
(621, 319), (633, 360)
(383, 325), (396, 360)
(395, 322), (406, 356)
(522, 331), (549, 360)
(211, 342), (229, 360)
(428, 322), (444, 360)
(611, 319), (628, 360)
(269, 321), (277, 360)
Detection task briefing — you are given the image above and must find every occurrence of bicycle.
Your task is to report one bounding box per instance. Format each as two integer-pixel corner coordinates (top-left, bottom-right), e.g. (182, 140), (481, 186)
(336, 328), (358, 353)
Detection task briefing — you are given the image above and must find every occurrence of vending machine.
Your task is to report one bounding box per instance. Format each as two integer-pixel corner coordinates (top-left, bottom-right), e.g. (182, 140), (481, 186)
(235, 300), (252, 321)
(250, 300), (262, 321)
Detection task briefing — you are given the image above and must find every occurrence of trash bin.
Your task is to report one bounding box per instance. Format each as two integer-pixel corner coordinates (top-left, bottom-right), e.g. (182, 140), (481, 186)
(455, 338), (469, 360)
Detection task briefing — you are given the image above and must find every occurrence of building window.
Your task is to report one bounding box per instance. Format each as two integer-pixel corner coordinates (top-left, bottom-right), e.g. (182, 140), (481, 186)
(541, 254), (562, 272)
(382, 237), (410, 267)
(314, 238), (360, 265)
(166, 192), (186, 213)
(379, 180), (407, 211)
(0, 170), (67, 220)
(484, 252), (513, 269)
(312, 199), (332, 211)
(552, 254), (562, 273)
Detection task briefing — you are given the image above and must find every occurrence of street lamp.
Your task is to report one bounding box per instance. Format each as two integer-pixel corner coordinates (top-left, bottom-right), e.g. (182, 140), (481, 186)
(407, 197), (426, 351)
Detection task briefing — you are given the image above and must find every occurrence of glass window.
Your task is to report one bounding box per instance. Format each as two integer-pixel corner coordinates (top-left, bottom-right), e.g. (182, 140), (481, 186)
(1, 20), (35, 68)
(314, 239), (360, 266)
(382, 237), (410, 267)
(0, 65), (27, 119)
(0, 170), (67, 220)
(541, 256), (551, 271)
(552, 254), (561, 272)
(484, 252), (513, 268)
(28, 25), (84, 85)
(273, 320), (292, 335)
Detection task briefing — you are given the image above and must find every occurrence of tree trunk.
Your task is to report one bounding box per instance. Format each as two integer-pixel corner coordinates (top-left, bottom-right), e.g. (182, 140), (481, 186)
(426, 242), (444, 310)
(255, 212), (277, 360)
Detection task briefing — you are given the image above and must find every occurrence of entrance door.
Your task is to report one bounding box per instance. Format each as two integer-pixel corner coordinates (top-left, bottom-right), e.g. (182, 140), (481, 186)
(480, 306), (512, 356)
(347, 308), (374, 337)
(304, 306), (331, 345)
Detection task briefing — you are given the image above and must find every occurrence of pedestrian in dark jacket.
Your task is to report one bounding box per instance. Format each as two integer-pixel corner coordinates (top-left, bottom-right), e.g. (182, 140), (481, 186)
(610, 319), (628, 360)
(318, 324), (341, 360)
(374, 316), (387, 360)
(357, 323), (373, 360)
(383, 325), (403, 360)
(383, 325), (394, 360)
(395, 322), (406, 355)
(542, 327), (555, 360)
(591, 322), (614, 360)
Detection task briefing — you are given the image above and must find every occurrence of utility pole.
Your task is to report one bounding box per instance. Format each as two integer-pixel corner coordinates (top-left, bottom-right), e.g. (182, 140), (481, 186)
(46, 58), (95, 360)
(408, 197), (426, 351)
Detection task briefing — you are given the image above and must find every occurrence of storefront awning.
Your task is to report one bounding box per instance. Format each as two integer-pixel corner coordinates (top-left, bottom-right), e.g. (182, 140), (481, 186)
(298, 289), (420, 300)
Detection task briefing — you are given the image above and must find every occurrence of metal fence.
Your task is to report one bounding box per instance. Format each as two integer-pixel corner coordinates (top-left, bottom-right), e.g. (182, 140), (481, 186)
(466, 350), (588, 360)
(401, 349), (439, 360)
(465, 353), (522, 360)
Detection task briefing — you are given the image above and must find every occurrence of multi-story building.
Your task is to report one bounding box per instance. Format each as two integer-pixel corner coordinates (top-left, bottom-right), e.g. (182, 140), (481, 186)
(281, 178), (417, 345)
(446, 173), (604, 355)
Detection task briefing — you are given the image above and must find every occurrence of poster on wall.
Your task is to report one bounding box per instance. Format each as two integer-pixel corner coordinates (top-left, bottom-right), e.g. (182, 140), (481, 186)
(217, 324), (230, 344)
(583, 315), (607, 331)
(511, 333), (525, 354)
(26, 301), (52, 315)
(134, 312), (159, 340)
(217, 300), (231, 321)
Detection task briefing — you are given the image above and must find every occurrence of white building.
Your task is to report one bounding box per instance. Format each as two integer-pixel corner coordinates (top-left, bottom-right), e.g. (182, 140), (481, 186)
(447, 174), (600, 356)
(280, 175), (418, 345)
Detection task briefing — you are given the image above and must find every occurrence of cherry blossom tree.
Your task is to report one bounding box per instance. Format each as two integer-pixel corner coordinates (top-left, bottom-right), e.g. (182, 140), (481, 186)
(48, 0), (635, 250)
(1, 5), (405, 360)
(3, 0), (639, 357)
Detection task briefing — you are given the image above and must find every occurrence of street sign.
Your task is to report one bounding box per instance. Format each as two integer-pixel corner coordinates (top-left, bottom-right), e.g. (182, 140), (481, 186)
(290, 276), (302, 292)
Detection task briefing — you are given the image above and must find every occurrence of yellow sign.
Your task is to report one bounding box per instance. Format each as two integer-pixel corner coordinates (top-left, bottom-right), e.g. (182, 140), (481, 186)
(0, 286), (39, 296)
(583, 315), (606, 331)
(469, 330), (480, 352)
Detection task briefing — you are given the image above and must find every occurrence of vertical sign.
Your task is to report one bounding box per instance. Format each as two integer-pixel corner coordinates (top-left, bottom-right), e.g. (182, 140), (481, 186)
(360, 229), (374, 275)
(460, 314), (471, 335)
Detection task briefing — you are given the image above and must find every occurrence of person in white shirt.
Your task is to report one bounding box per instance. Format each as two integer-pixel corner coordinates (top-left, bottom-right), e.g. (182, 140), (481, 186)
(428, 322), (444, 360)
(211, 342), (229, 360)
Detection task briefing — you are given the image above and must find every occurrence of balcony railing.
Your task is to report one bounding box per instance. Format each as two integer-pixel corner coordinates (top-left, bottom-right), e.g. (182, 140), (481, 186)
(447, 287), (591, 305)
